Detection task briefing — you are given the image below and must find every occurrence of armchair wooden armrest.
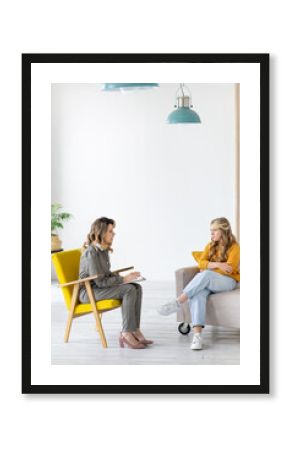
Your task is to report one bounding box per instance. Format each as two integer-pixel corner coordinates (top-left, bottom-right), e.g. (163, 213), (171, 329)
(57, 266), (134, 287)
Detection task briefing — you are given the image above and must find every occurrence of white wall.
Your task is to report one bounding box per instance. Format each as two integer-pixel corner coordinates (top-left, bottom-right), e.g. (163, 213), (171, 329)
(52, 83), (236, 280)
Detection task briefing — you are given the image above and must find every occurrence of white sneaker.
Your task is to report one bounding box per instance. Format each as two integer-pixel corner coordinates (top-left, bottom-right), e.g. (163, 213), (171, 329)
(190, 333), (203, 350)
(157, 300), (180, 316)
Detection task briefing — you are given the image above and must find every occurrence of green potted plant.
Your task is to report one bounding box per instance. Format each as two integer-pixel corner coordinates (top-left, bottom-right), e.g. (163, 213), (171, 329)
(51, 203), (73, 252)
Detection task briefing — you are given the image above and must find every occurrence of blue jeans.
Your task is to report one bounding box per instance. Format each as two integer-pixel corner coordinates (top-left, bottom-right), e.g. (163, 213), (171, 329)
(183, 270), (237, 328)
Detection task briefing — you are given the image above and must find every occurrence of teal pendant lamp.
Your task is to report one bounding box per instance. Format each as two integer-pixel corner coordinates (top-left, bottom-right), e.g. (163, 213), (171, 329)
(166, 84), (201, 124)
(102, 83), (159, 91)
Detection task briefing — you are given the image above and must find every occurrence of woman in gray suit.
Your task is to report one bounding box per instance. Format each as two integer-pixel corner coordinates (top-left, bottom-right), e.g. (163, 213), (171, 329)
(79, 217), (153, 349)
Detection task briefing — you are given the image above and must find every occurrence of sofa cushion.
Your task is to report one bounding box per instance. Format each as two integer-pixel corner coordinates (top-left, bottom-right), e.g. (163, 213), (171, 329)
(178, 288), (240, 329)
(175, 265), (240, 329)
(206, 288), (240, 328)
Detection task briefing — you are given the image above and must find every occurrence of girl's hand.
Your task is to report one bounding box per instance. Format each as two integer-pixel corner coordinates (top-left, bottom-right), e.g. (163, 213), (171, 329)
(218, 263), (233, 273)
(123, 272), (141, 283)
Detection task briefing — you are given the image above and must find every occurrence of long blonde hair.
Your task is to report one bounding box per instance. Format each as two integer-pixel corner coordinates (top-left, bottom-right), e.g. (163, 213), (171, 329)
(82, 217), (115, 252)
(209, 217), (237, 262)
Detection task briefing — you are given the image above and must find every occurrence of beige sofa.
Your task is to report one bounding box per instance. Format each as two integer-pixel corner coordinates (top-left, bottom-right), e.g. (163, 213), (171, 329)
(175, 266), (240, 332)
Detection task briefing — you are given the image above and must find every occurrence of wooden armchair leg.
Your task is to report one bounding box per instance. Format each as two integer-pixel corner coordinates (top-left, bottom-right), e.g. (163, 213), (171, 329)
(85, 281), (108, 348)
(96, 313), (103, 331)
(64, 284), (80, 343)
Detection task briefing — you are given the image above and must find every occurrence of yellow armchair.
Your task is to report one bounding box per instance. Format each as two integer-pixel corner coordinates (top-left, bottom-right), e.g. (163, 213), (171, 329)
(51, 248), (128, 348)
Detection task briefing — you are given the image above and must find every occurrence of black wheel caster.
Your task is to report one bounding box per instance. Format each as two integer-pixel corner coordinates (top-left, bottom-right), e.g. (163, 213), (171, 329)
(178, 322), (191, 335)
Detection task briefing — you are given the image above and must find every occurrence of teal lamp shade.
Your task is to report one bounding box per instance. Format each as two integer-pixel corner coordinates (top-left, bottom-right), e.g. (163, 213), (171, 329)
(166, 84), (201, 124)
(102, 83), (159, 91)
(166, 107), (201, 124)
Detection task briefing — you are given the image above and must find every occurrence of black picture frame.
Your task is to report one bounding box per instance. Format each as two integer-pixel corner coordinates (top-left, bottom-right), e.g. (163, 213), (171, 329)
(22, 53), (269, 394)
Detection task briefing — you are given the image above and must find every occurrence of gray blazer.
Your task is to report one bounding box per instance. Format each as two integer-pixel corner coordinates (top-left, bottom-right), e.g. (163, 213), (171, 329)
(79, 245), (123, 296)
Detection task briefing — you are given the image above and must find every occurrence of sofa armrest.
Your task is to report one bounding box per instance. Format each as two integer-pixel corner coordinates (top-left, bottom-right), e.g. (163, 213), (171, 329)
(175, 266), (200, 297)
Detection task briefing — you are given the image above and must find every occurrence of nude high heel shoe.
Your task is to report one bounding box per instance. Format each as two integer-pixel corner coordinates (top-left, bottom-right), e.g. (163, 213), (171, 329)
(133, 335), (154, 345)
(119, 333), (146, 349)
(132, 330), (154, 345)
(137, 338), (154, 345)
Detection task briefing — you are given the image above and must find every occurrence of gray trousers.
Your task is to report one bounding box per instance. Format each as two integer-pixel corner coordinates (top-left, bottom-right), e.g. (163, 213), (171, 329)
(79, 283), (142, 332)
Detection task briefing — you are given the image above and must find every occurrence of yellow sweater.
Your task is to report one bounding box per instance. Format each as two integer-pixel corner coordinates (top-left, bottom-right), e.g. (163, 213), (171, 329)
(198, 242), (240, 282)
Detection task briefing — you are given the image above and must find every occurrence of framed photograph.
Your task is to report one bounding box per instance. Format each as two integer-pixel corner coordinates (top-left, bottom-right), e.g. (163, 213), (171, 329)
(22, 53), (269, 394)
